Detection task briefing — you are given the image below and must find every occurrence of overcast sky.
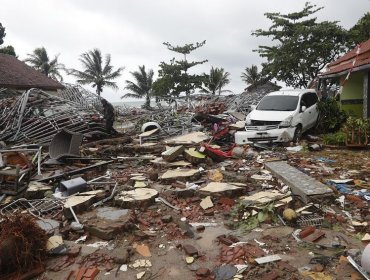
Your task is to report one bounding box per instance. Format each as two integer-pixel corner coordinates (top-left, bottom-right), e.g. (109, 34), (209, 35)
(1, 0), (369, 102)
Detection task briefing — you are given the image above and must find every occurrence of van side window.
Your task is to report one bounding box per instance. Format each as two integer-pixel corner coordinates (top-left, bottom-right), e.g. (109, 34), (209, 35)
(302, 92), (318, 107)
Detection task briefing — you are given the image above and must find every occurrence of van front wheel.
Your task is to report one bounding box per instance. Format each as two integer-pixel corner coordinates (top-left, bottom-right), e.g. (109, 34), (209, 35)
(293, 125), (302, 143)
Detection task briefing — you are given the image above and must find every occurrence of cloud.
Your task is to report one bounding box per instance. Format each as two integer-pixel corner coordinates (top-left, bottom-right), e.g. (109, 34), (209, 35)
(1, 0), (368, 101)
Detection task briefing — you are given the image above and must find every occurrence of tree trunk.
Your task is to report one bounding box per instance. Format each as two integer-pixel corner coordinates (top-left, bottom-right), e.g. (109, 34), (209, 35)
(145, 95), (150, 108)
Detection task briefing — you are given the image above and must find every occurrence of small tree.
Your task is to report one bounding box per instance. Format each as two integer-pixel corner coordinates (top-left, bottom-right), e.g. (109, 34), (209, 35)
(0, 23), (17, 57)
(153, 41), (208, 100)
(0, 45), (16, 56)
(25, 47), (65, 81)
(123, 65), (154, 109)
(69, 49), (123, 96)
(253, 2), (347, 88)
(348, 12), (370, 47)
(0, 23), (5, 46)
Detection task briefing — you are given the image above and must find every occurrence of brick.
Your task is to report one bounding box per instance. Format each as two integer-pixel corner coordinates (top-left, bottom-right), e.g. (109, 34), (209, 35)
(196, 268), (210, 277)
(67, 246), (81, 258)
(261, 270), (279, 280)
(299, 226), (315, 238)
(277, 261), (296, 272)
(218, 236), (234, 246)
(219, 197), (235, 206)
(182, 244), (198, 256)
(228, 235), (240, 243)
(304, 230), (325, 242)
(83, 267), (99, 279)
(75, 267), (87, 280)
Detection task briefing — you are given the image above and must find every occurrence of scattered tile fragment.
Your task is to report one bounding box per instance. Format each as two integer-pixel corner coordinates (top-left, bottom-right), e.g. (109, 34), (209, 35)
(200, 196), (214, 210)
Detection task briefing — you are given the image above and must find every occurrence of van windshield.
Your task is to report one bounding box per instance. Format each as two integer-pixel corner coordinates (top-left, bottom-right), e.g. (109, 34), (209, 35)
(256, 96), (299, 111)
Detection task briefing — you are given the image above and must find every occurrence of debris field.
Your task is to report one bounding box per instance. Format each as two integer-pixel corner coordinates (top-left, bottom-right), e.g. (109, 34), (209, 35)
(0, 87), (369, 280)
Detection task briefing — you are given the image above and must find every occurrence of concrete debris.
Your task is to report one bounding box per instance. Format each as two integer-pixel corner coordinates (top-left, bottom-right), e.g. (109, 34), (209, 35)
(214, 264), (238, 280)
(160, 169), (200, 182)
(184, 148), (206, 164)
(200, 182), (243, 196)
(200, 196), (214, 210)
(255, 254), (282, 264)
(131, 259), (152, 268)
(161, 145), (185, 162)
(165, 131), (210, 145)
(0, 86), (368, 280)
(114, 188), (158, 208)
(46, 235), (64, 253)
(136, 271), (146, 279)
(265, 161), (334, 203)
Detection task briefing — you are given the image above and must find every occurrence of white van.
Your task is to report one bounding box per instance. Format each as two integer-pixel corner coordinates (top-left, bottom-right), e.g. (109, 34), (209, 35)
(235, 89), (319, 144)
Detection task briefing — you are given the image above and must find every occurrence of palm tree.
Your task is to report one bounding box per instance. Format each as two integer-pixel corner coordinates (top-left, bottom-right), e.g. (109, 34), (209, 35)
(123, 65), (154, 108)
(25, 47), (65, 81)
(69, 49), (123, 96)
(241, 65), (262, 86)
(201, 67), (231, 95)
(217, 68), (231, 95)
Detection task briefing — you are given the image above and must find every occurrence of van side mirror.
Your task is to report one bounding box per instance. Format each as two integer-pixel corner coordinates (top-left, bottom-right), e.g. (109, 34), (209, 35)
(301, 105), (307, 112)
(250, 105), (256, 110)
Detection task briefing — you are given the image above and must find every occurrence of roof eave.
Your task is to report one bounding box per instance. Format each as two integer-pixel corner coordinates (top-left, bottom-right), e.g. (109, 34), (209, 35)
(0, 84), (65, 91)
(319, 63), (370, 79)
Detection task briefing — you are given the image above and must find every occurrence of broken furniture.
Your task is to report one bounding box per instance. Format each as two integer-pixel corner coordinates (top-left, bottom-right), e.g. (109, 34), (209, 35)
(49, 129), (83, 160)
(0, 150), (34, 195)
(0, 165), (30, 195)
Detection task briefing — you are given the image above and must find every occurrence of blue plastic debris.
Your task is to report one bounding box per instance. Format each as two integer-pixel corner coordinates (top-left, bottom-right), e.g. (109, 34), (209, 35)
(315, 157), (336, 163)
(327, 180), (370, 201)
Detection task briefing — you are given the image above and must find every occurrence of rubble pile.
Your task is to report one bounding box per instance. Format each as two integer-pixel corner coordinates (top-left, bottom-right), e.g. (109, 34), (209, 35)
(0, 90), (369, 280)
(0, 88), (108, 145)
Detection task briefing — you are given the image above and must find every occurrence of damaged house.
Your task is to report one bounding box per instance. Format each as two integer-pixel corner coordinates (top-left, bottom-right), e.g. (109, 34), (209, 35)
(0, 54), (109, 145)
(0, 53), (64, 92)
(319, 38), (370, 118)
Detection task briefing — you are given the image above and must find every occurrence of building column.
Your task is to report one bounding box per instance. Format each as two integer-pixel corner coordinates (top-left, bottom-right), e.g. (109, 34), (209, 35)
(364, 71), (370, 118)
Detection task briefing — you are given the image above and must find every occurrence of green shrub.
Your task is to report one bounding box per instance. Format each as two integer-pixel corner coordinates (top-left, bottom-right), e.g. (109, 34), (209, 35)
(343, 117), (369, 145)
(316, 99), (347, 133)
(322, 132), (346, 146)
